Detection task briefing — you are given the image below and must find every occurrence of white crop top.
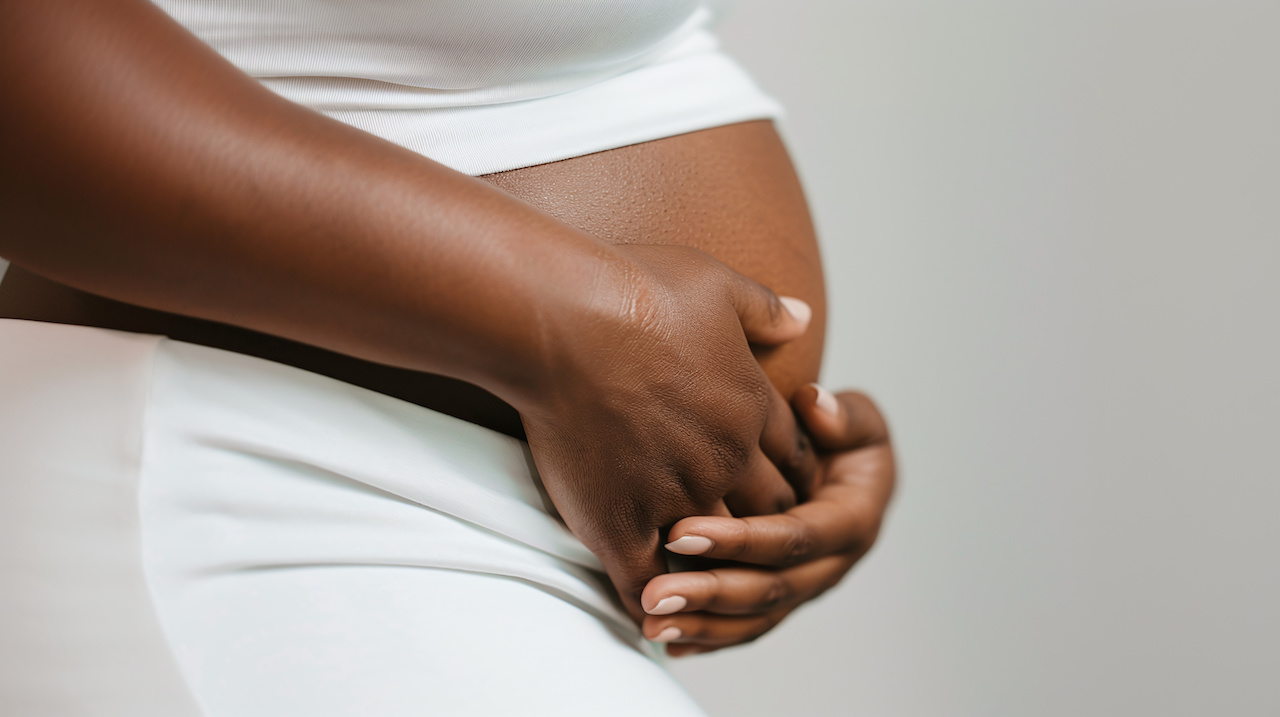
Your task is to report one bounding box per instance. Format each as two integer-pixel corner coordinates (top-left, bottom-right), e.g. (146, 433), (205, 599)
(152, 1), (782, 175)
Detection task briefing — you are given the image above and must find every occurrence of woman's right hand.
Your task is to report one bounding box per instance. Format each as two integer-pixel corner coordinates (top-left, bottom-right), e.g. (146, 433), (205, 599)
(518, 243), (815, 621)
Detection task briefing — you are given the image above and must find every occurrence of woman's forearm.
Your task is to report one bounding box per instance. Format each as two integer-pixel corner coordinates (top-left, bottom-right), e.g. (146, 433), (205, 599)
(0, 0), (615, 404)
(1, 0), (820, 616)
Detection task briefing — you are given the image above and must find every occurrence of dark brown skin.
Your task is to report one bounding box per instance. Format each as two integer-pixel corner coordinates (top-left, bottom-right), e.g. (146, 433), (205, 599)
(0, 121), (822, 447)
(646, 387), (895, 655)
(0, 0), (894, 650)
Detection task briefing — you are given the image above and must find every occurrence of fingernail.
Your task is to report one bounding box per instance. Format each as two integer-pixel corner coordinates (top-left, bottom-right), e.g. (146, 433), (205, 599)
(779, 296), (812, 327)
(665, 535), (714, 556)
(648, 596), (688, 615)
(810, 383), (838, 416)
(653, 626), (682, 643)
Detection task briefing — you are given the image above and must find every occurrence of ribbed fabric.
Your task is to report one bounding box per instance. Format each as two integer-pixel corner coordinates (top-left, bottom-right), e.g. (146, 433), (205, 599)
(153, 0), (782, 174)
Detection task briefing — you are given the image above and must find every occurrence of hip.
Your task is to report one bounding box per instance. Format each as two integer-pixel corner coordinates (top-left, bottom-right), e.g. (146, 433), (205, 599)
(0, 318), (704, 715)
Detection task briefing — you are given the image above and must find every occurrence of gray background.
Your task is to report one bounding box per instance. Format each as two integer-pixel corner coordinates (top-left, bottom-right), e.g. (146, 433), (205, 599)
(671, 1), (1280, 715)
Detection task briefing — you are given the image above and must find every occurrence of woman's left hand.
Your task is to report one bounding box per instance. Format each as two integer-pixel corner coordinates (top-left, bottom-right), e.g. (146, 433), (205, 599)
(638, 385), (896, 656)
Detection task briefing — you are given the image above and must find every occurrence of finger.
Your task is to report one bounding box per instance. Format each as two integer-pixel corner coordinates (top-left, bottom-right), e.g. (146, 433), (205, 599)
(759, 382), (820, 501)
(641, 554), (855, 616)
(642, 607), (791, 648)
(725, 269), (811, 345)
(792, 385), (890, 452)
(665, 489), (879, 567)
(721, 449), (796, 518)
(819, 440), (896, 527)
(665, 644), (708, 658)
(593, 527), (669, 623)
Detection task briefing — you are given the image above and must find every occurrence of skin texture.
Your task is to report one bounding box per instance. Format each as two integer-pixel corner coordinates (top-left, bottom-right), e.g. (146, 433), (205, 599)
(0, 0), (895, 649)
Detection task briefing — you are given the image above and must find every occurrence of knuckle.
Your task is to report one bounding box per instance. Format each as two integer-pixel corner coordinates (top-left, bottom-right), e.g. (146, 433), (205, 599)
(760, 576), (792, 611)
(780, 532), (814, 566)
(777, 517), (815, 566)
(671, 462), (729, 509)
(700, 571), (727, 608)
(701, 424), (758, 483)
(651, 443), (725, 515)
(720, 521), (751, 560)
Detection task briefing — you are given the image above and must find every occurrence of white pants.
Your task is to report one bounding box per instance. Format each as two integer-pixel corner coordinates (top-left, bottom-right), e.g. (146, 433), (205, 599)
(0, 319), (707, 716)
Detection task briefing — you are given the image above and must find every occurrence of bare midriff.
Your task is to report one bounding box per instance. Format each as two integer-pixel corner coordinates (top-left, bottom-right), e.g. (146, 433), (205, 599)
(0, 120), (825, 439)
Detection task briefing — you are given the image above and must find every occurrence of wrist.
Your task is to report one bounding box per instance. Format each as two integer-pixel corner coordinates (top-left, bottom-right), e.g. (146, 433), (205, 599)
(483, 239), (639, 416)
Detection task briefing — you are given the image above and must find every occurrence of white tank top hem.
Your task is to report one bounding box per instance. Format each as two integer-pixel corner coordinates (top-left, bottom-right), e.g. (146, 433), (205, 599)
(154, 1), (783, 175)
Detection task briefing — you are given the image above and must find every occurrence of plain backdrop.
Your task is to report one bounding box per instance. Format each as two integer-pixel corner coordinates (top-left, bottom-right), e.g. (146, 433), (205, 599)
(669, 1), (1280, 715)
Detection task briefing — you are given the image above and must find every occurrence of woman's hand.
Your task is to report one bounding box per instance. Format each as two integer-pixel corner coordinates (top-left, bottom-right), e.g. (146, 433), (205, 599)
(519, 243), (819, 621)
(0, 0), (826, 626)
(636, 386), (895, 654)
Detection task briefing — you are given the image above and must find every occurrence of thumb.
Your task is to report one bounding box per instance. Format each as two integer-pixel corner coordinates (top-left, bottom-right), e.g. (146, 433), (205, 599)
(792, 385), (890, 452)
(727, 273), (811, 345)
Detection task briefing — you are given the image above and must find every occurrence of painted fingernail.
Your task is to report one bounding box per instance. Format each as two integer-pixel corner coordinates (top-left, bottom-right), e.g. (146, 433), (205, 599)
(665, 535), (714, 556)
(653, 626), (683, 643)
(648, 596), (688, 615)
(779, 296), (812, 328)
(810, 383), (839, 416)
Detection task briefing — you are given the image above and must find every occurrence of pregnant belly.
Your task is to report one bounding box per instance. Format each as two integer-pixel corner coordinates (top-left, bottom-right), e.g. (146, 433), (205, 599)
(0, 120), (825, 438)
